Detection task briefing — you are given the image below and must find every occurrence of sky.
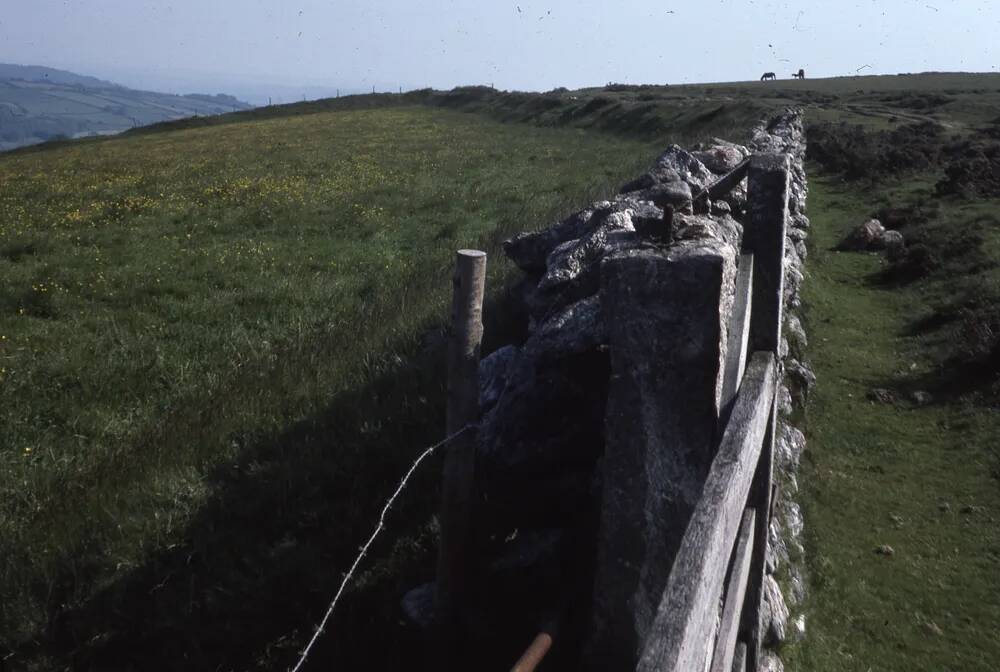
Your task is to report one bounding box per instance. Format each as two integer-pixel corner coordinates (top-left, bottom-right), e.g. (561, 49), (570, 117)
(1, 0), (997, 103)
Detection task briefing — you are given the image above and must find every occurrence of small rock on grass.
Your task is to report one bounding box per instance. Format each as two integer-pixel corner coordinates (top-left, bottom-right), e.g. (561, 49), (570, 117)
(883, 229), (905, 254)
(886, 231), (907, 261)
(760, 652), (785, 672)
(921, 621), (944, 637)
(875, 544), (895, 557)
(868, 388), (898, 404)
(839, 218), (885, 251)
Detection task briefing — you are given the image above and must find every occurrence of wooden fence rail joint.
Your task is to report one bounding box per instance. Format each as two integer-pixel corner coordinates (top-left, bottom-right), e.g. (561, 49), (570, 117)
(636, 352), (777, 672)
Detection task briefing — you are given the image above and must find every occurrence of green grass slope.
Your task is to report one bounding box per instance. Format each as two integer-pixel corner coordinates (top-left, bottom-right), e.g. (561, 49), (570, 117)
(783, 176), (1000, 671)
(0, 103), (669, 670)
(778, 79), (1000, 670)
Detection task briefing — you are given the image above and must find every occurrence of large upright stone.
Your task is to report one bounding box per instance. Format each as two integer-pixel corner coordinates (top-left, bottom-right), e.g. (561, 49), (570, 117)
(746, 154), (790, 353)
(587, 240), (737, 670)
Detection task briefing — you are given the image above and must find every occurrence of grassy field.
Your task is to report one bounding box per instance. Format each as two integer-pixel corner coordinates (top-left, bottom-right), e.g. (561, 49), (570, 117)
(3, 71), (1000, 670)
(0, 104), (666, 669)
(782, 175), (1000, 671)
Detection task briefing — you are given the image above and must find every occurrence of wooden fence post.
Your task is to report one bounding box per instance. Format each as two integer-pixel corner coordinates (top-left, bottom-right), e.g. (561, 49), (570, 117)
(435, 249), (486, 642)
(740, 154), (789, 671)
(445, 250), (486, 436)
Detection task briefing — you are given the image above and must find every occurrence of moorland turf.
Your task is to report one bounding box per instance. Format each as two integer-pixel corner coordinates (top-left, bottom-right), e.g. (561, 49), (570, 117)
(782, 175), (1000, 672)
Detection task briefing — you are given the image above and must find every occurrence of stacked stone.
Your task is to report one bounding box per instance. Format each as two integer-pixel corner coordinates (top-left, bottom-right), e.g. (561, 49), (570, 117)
(483, 152), (755, 501)
(406, 111), (814, 669)
(748, 109), (814, 672)
(465, 138), (753, 656)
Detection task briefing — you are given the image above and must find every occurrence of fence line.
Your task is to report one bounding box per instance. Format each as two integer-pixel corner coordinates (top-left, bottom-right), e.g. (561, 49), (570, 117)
(288, 424), (475, 672)
(637, 353), (777, 672)
(637, 151), (791, 672)
(300, 148), (791, 670)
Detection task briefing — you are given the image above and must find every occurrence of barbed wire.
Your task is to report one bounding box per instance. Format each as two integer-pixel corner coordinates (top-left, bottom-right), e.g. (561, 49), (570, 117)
(288, 424), (475, 672)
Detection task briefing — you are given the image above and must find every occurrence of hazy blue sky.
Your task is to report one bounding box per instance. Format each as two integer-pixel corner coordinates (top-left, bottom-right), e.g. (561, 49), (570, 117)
(1, 0), (997, 100)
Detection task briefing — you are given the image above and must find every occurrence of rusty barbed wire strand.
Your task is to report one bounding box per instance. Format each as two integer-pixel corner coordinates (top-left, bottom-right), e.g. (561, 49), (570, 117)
(288, 424), (475, 672)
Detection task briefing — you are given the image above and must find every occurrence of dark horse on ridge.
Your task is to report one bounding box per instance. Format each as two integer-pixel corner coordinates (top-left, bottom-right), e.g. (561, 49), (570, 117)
(760, 72), (777, 81)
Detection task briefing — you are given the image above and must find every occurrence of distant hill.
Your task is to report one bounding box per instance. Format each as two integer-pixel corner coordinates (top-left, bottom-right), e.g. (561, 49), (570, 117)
(0, 63), (253, 151)
(0, 63), (120, 89)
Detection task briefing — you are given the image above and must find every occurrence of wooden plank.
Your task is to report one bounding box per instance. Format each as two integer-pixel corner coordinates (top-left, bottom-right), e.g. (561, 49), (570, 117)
(702, 611), (721, 672)
(732, 643), (747, 672)
(636, 352), (777, 672)
(436, 250), (486, 632)
(709, 509), (757, 672)
(720, 253), (755, 419)
(694, 157), (751, 203)
(745, 154), (790, 354)
(510, 633), (554, 672)
(740, 395), (777, 672)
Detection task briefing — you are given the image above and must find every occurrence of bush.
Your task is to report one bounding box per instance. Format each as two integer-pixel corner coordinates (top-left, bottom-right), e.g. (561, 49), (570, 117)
(956, 308), (998, 361)
(807, 121), (942, 181)
(935, 141), (1000, 197)
(883, 243), (939, 282)
(954, 308), (1000, 394)
(875, 201), (939, 231)
(880, 92), (955, 110)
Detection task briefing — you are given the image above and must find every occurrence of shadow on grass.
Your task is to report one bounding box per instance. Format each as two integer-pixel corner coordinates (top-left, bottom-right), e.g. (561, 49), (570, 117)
(862, 305), (1000, 405)
(25, 291), (530, 672)
(899, 309), (960, 337)
(893, 355), (1000, 404)
(856, 249), (1000, 402)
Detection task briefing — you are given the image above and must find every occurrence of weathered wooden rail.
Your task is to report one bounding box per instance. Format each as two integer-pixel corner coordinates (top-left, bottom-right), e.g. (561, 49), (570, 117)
(637, 353), (776, 672)
(433, 151), (791, 671)
(637, 153), (789, 672)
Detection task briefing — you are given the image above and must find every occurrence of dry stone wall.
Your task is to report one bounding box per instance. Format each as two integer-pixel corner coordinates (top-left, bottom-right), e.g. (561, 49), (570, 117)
(752, 110), (813, 672)
(406, 110), (813, 671)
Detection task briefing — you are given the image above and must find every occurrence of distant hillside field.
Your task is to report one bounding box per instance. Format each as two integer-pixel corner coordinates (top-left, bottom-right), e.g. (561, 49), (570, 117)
(134, 71), (1000, 143)
(0, 63), (251, 151)
(0, 63), (118, 88)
